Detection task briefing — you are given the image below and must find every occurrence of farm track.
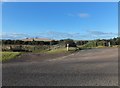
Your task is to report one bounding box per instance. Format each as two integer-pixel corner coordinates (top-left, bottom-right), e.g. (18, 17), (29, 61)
(2, 48), (118, 86)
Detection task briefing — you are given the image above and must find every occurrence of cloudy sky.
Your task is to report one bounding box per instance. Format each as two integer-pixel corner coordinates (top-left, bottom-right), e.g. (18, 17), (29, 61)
(2, 2), (118, 40)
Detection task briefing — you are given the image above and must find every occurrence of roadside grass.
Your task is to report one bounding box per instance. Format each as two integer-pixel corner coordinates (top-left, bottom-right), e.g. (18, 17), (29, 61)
(94, 45), (119, 48)
(0, 52), (21, 62)
(95, 46), (106, 48)
(45, 47), (77, 54)
(77, 45), (119, 49)
(111, 45), (119, 48)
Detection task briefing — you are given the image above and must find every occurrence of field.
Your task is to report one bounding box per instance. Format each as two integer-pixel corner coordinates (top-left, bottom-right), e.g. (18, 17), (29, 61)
(0, 52), (21, 62)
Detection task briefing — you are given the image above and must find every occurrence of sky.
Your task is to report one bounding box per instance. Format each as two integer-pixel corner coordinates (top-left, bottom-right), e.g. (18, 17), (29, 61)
(2, 2), (118, 40)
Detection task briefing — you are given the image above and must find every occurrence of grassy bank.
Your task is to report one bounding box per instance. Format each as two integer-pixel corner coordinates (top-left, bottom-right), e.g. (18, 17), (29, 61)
(45, 47), (77, 54)
(0, 52), (21, 62)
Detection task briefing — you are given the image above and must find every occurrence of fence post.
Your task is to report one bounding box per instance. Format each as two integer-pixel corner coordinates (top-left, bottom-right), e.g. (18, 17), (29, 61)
(67, 44), (69, 51)
(108, 42), (111, 47)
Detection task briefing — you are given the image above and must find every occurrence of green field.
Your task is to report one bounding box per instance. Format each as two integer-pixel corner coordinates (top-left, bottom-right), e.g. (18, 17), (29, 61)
(0, 52), (21, 62)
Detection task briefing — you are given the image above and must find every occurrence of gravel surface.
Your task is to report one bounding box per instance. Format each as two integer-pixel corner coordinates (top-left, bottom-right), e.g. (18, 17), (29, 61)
(2, 48), (118, 86)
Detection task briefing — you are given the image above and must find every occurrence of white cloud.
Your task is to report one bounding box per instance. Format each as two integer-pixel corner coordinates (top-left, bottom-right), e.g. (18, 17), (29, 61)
(1, 0), (9, 2)
(78, 13), (90, 18)
(0, 0), (119, 2)
(67, 13), (75, 17)
(1, 31), (118, 40)
(1, 32), (31, 39)
(67, 13), (90, 18)
(86, 30), (118, 39)
(88, 30), (118, 35)
(0, 0), (16, 2)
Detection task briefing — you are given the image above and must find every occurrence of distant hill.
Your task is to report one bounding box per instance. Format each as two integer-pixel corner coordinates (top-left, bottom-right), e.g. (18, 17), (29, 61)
(22, 38), (53, 42)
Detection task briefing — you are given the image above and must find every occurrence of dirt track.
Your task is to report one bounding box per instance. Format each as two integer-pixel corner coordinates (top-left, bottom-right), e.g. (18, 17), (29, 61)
(2, 48), (118, 86)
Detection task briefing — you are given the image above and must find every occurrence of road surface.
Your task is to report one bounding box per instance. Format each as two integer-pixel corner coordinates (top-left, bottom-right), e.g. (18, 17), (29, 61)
(2, 48), (118, 86)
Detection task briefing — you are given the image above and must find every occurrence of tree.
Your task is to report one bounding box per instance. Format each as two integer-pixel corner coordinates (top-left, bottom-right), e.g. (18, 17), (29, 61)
(64, 39), (76, 47)
(51, 40), (59, 45)
(76, 41), (82, 45)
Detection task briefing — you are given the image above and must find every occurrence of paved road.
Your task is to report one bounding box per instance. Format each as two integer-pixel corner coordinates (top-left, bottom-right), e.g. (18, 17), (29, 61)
(2, 48), (118, 86)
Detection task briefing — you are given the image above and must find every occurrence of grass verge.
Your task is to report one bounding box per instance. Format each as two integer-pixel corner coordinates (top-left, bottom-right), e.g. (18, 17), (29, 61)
(45, 47), (77, 54)
(0, 52), (21, 62)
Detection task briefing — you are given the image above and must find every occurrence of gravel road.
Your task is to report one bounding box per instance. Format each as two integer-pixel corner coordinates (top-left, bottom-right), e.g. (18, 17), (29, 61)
(2, 48), (118, 86)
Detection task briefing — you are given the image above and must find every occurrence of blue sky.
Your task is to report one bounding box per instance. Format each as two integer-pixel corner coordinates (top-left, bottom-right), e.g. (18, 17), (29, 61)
(2, 2), (118, 40)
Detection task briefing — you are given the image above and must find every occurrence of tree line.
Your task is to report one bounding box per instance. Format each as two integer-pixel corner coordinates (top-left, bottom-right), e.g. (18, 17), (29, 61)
(2, 40), (58, 45)
(82, 37), (120, 48)
(1, 37), (120, 47)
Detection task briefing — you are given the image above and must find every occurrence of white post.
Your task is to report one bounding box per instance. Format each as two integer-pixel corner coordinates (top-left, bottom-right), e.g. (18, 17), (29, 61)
(67, 44), (69, 51)
(108, 42), (111, 47)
